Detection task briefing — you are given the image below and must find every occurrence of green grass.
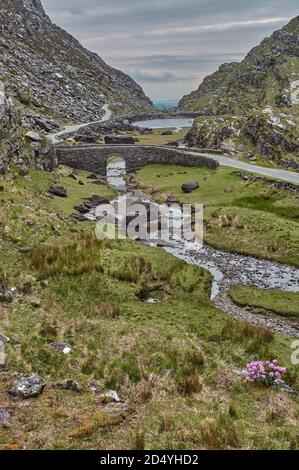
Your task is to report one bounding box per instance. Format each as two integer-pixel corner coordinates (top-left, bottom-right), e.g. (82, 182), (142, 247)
(125, 127), (189, 146)
(0, 166), (299, 450)
(135, 164), (299, 266)
(229, 285), (299, 319)
(49, 166), (116, 216)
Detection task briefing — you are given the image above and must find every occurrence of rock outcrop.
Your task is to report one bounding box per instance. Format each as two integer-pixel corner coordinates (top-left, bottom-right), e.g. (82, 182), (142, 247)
(0, 0), (155, 124)
(0, 80), (57, 171)
(186, 111), (299, 166)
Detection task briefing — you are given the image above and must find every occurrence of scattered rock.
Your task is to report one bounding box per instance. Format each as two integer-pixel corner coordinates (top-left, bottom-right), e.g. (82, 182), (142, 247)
(87, 195), (110, 206)
(156, 240), (176, 248)
(0, 333), (10, 344)
(87, 173), (99, 180)
(181, 181), (200, 193)
(98, 389), (122, 404)
(274, 379), (296, 394)
(29, 298), (42, 308)
(8, 375), (46, 399)
(234, 171), (299, 193)
(166, 195), (176, 205)
(50, 342), (73, 354)
(72, 213), (89, 222)
(104, 135), (135, 145)
(54, 379), (82, 393)
(0, 162), (8, 175)
(49, 186), (67, 198)
(25, 131), (41, 142)
(0, 278), (14, 303)
(74, 204), (90, 214)
(23, 219), (35, 227)
(0, 409), (12, 428)
(74, 135), (97, 144)
(19, 246), (32, 254)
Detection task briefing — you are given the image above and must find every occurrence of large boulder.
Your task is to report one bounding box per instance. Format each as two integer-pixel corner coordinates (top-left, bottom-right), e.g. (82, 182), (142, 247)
(181, 181), (200, 193)
(8, 375), (46, 399)
(49, 186), (67, 198)
(104, 135), (135, 145)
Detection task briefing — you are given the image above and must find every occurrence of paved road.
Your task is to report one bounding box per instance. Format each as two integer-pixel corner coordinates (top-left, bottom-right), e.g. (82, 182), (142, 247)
(189, 152), (299, 185)
(48, 104), (111, 144)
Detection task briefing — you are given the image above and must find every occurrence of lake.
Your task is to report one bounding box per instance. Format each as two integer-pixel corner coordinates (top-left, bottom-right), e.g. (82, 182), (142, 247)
(133, 118), (194, 130)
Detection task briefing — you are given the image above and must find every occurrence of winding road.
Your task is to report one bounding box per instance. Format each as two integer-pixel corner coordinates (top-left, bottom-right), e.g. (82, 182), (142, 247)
(48, 104), (111, 144)
(188, 152), (299, 185)
(50, 107), (298, 185)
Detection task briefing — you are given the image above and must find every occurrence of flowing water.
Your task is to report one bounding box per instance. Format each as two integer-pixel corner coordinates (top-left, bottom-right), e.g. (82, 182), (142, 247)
(90, 159), (299, 335)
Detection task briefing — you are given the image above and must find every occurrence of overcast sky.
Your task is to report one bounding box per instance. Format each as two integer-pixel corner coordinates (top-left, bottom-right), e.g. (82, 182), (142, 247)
(42, 0), (298, 101)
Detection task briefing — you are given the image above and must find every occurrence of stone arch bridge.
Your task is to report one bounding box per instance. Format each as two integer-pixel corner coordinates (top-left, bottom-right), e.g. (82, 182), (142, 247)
(55, 144), (218, 176)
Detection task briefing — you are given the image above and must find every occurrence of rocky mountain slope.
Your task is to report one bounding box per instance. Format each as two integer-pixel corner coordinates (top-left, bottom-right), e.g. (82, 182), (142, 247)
(0, 0), (155, 125)
(179, 17), (299, 166)
(0, 80), (57, 173)
(179, 16), (299, 113)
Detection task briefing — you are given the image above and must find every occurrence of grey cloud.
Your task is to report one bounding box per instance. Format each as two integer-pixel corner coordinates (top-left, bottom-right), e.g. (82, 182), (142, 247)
(42, 0), (299, 99)
(131, 70), (198, 83)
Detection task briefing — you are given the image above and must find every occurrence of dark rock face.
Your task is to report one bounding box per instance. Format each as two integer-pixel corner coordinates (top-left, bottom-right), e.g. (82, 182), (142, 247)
(0, 0), (155, 122)
(104, 135), (136, 145)
(181, 181), (200, 193)
(8, 375), (46, 399)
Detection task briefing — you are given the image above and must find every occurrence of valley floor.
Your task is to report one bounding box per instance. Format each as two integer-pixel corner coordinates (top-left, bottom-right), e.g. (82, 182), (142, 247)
(135, 164), (299, 266)
(0, 165), (298, 449)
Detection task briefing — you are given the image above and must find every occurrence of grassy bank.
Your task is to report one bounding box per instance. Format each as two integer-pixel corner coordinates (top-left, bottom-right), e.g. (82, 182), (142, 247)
(0, 166), (298, 449)
(135, 164), (299, 266)
(127, 128), (188, 146)
(229, 286), (299, 320)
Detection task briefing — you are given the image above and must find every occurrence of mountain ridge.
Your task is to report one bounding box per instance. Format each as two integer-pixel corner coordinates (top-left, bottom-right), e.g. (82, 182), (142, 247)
(179, 16), (299, 113)
(0, 0), (155, 123)
(179, 17), (299, 166)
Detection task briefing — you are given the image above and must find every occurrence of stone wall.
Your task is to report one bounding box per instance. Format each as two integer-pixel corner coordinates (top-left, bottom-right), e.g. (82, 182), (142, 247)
(55, 144), (218, 175)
